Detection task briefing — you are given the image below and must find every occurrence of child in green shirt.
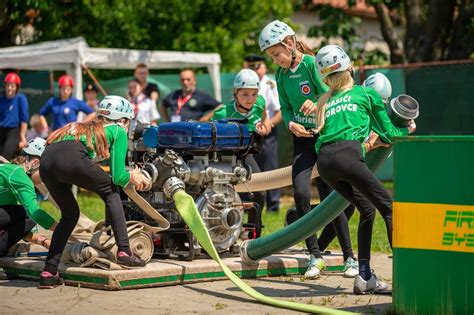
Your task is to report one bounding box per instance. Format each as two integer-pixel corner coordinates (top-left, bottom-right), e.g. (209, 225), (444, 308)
(0, 138), (57, 256)
(38, 96), (149, 288)
(312, 44), (416, 294)
(212, 69), (270, 237)
(259, 20), (358, 279)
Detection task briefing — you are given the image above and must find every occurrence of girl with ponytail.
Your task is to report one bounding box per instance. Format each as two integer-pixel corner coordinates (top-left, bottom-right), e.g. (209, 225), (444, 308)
(312, 45), (416, 294)
(259, 20), (359, 279)
(38, 96), (149, 289)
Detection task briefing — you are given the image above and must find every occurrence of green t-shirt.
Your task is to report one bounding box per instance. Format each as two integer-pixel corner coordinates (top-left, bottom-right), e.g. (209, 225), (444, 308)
(0, 163), (55, 230)
(211, 95), (266, 132)
(57, 123), (130, 187)
(315, 85), (409, 153)
(275, 54), (329, 128)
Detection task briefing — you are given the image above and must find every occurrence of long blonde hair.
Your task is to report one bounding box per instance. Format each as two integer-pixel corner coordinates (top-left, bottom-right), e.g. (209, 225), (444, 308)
(47, 117), (110, 159)
(314, 71), (354, 133)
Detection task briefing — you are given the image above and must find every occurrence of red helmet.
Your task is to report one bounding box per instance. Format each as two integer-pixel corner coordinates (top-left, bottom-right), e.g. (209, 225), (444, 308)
(58, 74), (74, 88)
(4, 72), (21, 86)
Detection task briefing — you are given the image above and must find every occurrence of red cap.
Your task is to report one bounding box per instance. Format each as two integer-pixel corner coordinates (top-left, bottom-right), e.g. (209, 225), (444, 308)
(4, 72), (21, 86)
(58, 74), (74, 88)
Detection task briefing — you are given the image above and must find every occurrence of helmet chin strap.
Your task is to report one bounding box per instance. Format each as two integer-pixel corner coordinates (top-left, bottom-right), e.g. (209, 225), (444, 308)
(281, 38), (298, 69)
(234, 94), (251, 113)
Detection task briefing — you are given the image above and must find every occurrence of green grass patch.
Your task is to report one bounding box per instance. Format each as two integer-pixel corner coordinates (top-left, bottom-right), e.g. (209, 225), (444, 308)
(261, 203), (391, 253)
(42, 191), (391, 253)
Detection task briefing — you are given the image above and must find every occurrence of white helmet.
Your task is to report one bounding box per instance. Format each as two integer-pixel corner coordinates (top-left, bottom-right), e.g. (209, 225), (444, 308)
(234, 69), (260, 90)
(23, 137), (46, 157)
(315, 45), (351, 79)
(362, 72), (392, 103)
(97, 95), (134, 121)
(259, 20), (295, 52)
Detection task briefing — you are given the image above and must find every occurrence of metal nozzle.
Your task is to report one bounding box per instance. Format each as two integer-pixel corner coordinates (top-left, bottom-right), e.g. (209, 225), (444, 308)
(239, 240), (259, 265)
(163, 177), (185, 198)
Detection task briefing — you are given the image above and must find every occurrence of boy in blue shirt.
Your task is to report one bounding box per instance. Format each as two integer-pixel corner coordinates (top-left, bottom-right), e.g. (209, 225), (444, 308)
(39, 75), (95, 131)
(0, 72), (29, 159)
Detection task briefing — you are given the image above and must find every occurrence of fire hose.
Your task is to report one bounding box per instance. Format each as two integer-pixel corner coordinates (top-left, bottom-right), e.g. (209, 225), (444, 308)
(171, 188), (351, 314)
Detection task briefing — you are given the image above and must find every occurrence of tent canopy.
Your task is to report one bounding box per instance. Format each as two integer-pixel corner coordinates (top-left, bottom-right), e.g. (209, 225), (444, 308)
(0, 37), (222, 100)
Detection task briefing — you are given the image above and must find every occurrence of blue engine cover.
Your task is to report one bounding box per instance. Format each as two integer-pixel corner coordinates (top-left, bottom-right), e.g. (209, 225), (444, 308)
(143, 121), (251, 152)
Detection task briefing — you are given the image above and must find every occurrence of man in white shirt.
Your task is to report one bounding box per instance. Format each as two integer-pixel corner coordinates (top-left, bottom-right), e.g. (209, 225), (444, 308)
(244, 54), (282, 212)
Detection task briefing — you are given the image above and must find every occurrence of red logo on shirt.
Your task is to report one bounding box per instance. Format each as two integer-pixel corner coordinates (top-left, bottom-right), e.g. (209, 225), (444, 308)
(299, 81), (311, 96)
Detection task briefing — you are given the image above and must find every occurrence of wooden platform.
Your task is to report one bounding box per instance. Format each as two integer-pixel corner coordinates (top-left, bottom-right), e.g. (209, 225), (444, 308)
(0, 250), (344, 290)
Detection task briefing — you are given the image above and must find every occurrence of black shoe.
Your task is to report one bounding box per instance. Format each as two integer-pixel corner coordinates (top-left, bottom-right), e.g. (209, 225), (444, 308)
(38, 271), (64, 289)
(116, 252), (146, 268)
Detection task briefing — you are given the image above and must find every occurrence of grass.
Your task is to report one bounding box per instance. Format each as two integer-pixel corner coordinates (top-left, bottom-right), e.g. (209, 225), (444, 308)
(41, 189), (392, 254)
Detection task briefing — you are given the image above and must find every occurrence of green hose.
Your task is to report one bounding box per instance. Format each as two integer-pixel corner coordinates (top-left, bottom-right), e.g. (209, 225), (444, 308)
(241, 147), (392, 262)
(173, 189), (353, 314)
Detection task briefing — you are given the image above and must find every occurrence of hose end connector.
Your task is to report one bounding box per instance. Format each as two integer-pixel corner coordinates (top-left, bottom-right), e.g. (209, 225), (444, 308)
(163, 176), (185, 199)
(239, 240), (259, 265)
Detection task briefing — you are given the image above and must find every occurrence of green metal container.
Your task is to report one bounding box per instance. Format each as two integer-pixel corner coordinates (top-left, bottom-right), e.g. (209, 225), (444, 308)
(393, 136), (474, 314)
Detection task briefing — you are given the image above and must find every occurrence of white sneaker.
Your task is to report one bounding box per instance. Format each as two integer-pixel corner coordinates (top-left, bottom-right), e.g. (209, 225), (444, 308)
(304, 255), (325, 279)
(343, 257), (359, 278)
(353, 272), (391, 295)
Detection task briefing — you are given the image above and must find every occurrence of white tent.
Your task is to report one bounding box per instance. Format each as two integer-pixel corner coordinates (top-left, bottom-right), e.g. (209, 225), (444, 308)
(0, 37), (222, 100)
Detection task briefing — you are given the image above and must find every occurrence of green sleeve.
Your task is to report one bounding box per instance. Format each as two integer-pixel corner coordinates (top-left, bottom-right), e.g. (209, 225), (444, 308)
(211, 105), (226, 121)
(108, 125), (131, 187)
(275, 68), (293, 128)
(307, 55), (329, 95)
(9, 167), (55, 230)
(255, 95), (266, 113)
(366, 87), (409, 143)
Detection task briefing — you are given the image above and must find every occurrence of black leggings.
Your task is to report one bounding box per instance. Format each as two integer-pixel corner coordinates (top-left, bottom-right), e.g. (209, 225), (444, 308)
(317, 140), (392, 262)
(316, 177), (356, 261)
(39, 140), (131, 273)
(0, 205), (36, 257)
(242, 155), (265, 237)
(292, 135), (354, 259)
(0, 127), (20, 160)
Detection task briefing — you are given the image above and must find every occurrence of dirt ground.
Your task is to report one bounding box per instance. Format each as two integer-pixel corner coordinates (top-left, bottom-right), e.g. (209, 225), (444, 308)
(0, 253), (393, 314)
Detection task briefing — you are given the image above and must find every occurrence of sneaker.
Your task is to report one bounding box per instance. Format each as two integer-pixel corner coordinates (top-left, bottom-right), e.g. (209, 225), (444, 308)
(343, 257), (359, 278)
(116, 251), (146, 269)
(353, 272), (391, 295)
(38, 271), (64, 289)
(304, 255), (325, 279)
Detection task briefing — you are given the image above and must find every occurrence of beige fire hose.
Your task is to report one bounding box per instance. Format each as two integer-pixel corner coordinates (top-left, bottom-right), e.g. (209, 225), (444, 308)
(60, 184), (170, 269)
(28, 169), (169, 270)
(235, 165), (319, 192)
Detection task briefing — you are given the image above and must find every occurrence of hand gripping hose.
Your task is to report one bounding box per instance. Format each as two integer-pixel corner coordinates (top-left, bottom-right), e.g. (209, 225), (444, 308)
(240, 147), (392, 263)
(172, 189), (352, 314)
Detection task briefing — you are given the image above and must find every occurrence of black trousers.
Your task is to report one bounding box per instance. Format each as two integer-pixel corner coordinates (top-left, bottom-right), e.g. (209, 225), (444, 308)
(40, 141), (131, 273)
(0, 127), (20, 160)
(0, 205), (36, 257)
(242, 155), (265, 237)
(292, 135), (354, 259)
(254, 128), (281, 212)
(316, 177), (356, 261)
(317, 140), (393, 262)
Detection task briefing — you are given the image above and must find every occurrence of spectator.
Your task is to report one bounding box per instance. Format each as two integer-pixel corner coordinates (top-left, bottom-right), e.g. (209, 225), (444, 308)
(39, 75), (95, 131)
(160, 69), (220, 122)
(134, 63), (160, 104)
(77, 83), (99, 122)
(26, 114), (48, 141)
(127, 79), (160, 125)
(244, 54), (282, 212)
(0, 72), (29, 159)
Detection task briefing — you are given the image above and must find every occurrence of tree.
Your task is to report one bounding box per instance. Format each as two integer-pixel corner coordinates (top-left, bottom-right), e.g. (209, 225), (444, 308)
(0, 0), (293, 72)
(301, 0), (473, 64)
(305, 4), (389, 65)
